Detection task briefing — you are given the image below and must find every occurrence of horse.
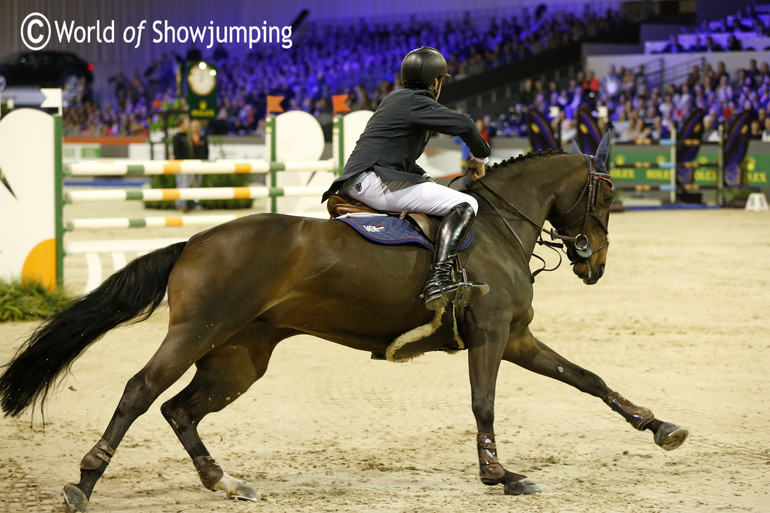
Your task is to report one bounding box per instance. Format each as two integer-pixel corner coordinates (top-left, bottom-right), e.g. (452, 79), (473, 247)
(0, 136), (688, 512)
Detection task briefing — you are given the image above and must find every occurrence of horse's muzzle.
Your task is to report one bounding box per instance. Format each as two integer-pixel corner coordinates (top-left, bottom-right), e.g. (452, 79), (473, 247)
(575, 260), (605, 284)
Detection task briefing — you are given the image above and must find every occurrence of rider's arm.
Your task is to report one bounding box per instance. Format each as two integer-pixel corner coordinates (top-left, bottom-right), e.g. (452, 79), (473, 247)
(409, 94), (490, 159)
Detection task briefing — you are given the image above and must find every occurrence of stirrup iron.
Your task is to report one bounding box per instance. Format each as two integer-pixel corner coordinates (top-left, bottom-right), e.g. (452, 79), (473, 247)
(423, 265), (489, 310)
(454, 268), (488, 307)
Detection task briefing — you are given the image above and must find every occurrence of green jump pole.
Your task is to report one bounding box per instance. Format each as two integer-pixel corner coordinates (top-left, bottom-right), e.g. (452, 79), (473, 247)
(267, 115), (278, 213)
(334, 115), (344, 176)
(54, 114), (64, 289)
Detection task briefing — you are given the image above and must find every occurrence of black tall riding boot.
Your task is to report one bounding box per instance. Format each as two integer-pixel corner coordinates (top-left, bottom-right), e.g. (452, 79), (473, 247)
(423, 203), (489, 310)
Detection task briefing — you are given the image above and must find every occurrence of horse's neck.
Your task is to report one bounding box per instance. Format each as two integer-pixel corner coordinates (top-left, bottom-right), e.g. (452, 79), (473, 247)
(481, 155), (578, 220)
(472, 155), (583, 254)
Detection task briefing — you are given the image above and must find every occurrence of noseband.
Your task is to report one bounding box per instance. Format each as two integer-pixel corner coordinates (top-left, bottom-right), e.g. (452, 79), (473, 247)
(473, 154), (612, 279)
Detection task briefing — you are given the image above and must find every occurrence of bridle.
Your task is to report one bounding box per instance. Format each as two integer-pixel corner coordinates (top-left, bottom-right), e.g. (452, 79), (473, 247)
(471, 154), (613, 280)
(547, 154), (613, 259)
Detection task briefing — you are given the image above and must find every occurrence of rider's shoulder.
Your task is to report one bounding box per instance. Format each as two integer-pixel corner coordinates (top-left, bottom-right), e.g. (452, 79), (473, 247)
(389, 88), (433, 99)
(401, 88), (439, 107)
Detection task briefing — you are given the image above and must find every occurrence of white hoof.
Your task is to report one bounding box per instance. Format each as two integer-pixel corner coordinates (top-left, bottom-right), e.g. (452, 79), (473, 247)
(214, 472), (260, 502)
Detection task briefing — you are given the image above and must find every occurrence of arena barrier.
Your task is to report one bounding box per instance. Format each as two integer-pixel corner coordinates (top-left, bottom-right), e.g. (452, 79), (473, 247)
(609, 128), (724, 203)
(530, 107), (729, 204)
(0, 106), (374, 293)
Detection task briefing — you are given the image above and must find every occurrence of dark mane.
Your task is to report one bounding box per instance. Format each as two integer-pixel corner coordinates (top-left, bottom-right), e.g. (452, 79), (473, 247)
(489, 148), (566, 171)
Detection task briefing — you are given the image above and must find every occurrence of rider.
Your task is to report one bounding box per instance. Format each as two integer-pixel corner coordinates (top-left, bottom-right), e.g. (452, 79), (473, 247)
(322, 47), (491, 310)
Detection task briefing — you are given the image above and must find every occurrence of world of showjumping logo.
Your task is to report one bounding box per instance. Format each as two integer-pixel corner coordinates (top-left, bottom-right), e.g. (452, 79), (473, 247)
(20, 12), (293, 51)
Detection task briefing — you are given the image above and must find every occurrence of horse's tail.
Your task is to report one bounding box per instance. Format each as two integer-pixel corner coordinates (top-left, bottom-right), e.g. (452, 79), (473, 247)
(0, 242), (187, 417)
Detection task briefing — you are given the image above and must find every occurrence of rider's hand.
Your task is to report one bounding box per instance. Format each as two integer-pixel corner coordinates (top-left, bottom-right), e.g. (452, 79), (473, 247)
(467, 159), (486, 181)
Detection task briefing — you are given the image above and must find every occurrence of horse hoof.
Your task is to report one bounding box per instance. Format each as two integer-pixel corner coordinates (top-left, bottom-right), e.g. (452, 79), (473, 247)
(503, 480), (541, 496)
(62, 483), (89, 513)
(226, 480), (260, 502)
(654, 422), (689, 451)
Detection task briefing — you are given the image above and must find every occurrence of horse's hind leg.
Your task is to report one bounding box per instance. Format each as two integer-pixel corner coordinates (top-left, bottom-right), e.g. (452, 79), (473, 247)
(62, 321), (244, 513)
(503, 327), (688, 450)
(160, 322), (292, 502)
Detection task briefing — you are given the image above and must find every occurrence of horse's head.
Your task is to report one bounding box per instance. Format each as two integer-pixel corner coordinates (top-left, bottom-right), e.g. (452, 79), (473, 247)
(549, 134), (614, 284)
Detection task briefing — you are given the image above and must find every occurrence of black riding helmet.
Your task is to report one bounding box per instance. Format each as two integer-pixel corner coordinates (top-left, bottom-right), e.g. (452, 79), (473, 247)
(401, 47), (450, 90)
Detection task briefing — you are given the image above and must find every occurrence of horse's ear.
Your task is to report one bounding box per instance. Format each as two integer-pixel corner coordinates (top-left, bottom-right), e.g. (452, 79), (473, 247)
(571, 140), (581, 154)
(594, 129), (612, 173)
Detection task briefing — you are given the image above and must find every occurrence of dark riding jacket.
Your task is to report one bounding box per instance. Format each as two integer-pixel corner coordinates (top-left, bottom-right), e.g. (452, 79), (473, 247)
(322, 88), (490, 201)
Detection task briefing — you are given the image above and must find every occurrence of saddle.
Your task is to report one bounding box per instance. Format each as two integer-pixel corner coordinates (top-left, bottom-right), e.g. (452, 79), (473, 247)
(327, 194), (440, 242)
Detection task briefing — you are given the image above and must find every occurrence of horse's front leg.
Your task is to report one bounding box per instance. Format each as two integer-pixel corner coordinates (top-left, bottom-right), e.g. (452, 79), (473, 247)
(502, 326), (688, 450)
(466, 327), (540, 496)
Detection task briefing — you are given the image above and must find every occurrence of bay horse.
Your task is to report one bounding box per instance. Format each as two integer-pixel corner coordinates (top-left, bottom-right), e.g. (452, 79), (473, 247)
(0, 139), (687, 512)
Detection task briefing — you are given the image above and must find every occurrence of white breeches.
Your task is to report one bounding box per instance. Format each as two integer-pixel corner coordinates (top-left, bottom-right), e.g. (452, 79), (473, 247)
(339, 171), (478, 216)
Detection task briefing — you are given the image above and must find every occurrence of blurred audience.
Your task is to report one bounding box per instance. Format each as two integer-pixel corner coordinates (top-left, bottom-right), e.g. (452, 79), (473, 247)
(59, 5), (770, 146)
(61, 5), (624, 136)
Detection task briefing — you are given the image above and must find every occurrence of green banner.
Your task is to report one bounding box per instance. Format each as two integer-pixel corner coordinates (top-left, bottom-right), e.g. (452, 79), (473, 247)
(744, 155), (770, 187)
(610, 148), (720, 186)
(610, 150), (672, 184)
(609, 166), (670, 184)
(609, 144), (769, 187)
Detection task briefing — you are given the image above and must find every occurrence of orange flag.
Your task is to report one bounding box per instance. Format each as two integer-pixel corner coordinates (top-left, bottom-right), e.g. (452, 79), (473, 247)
(266, 95), (285, 115)
(332, 94), (351, 115)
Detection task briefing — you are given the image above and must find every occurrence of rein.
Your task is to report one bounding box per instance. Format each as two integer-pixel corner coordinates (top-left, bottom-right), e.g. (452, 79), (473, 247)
(470, 155), (611, 281)
(473, 179), (564, 281)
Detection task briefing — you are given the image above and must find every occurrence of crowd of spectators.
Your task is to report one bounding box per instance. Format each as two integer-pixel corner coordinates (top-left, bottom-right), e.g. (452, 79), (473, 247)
(61, 54), (181, 137)
(484, 55), (770, 146)
(653, 7), (770, 55)
(59, 5), (770, 147)
(61, 5), (626, 137)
